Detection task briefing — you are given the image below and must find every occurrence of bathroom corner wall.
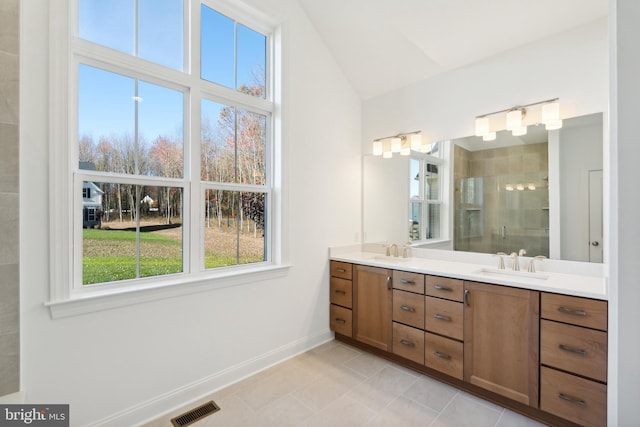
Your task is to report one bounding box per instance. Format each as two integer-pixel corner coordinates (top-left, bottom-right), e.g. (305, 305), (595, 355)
(0, 0), (20, 397)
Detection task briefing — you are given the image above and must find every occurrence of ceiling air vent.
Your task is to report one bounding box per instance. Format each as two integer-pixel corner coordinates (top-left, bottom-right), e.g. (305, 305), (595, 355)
(171, 400), (221, 427)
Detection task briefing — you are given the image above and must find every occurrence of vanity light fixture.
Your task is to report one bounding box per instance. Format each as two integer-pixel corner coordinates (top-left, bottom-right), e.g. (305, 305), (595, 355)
(373, 131), (423, 158)
(475, 98), (562, 140)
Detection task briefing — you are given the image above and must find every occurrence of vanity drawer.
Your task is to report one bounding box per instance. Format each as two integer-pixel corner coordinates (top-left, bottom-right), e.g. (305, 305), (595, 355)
(425, 332), (463, 380)
(393, 270), (425, 294)
(330, 261), (353, 280)
(393, 322), (425, 365)
(425, 276), (464, 302)
(330, 304), (352, 337)
(425, 297), (463, 340)
(540, 366), (606, 427)
(330, 277), (352, 308)
(541, 293), (607, 331)
(541, 320), (607, 382)
(393, 290), (425, 329)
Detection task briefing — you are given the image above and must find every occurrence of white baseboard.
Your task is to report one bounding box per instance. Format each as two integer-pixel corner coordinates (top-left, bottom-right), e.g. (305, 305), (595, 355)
(0, 391), (26, 404)
(88, 329), (334, 427)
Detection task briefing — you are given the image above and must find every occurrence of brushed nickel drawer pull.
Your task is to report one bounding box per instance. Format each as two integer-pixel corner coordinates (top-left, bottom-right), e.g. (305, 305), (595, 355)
(434, 351), (451, 360)
(335, 318), (346, 324)
(464, 289), (470, 306)
(558, 393), (587, 407)
(400, 339), (415, 347)
(400, 305), (416, 312)
(434, 284), (452, 291)
(434, 313), (452, 321)
(336, 268), (346, 273)
(558, 344), (587, 356)
(387, 276), (392, 290)
(558, 306), (587, 316)
(400, 279), (415, 285)
(335, 290), (346, 295)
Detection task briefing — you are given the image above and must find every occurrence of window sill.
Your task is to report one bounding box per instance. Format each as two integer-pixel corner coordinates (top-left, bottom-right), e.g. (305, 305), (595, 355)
(45, 264), (291, 319)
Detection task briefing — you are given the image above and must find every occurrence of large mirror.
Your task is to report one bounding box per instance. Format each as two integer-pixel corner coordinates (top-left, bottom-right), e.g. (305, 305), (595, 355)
(363, 112), (604, 263)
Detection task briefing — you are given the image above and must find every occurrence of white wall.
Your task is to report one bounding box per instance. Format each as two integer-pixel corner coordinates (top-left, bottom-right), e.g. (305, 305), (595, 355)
(559, 115), (604, 262)
(362, 18), (608, 151)
(19, 0), (361, 425)
(610, 0), (640, 425)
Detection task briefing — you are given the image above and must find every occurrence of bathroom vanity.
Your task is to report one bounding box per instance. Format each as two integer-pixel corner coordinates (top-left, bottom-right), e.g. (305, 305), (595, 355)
(329, 249), (607, 427)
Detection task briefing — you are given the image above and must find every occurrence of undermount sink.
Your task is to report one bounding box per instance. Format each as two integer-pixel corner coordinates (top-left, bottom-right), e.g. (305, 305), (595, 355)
(474, 267), (549, 280)
(373, 255), (411, 263)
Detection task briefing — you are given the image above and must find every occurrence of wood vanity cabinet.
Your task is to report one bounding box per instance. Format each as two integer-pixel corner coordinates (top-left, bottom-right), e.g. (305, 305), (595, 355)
(540, 293), (608, 427)
(329, 261), (353, 337)
(353, 264), (393, 351)
(463, 281), (540, 407)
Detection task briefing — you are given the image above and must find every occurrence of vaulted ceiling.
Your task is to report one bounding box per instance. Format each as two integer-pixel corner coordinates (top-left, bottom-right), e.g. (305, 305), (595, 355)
(297, 0), (608, 99)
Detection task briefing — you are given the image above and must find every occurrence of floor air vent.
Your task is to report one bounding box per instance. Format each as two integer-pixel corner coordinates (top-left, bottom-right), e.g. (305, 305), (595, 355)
(171, 401), (220, 427)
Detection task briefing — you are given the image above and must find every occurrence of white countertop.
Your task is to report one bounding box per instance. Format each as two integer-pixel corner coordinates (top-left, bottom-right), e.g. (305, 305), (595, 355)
(329, 247), (608, 300)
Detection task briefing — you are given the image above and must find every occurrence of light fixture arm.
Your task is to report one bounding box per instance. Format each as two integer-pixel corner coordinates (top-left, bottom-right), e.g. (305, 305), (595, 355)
(475, 98), (559, 119)
(373, 130), (421, 142)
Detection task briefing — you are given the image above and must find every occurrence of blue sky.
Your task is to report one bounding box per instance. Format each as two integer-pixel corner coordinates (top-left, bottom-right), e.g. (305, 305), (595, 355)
(78, 1), (266, 145)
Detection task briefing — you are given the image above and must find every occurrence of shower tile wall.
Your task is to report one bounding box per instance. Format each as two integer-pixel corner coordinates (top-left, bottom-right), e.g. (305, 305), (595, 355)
(0, 0), (20, 397)
(455, 143), (549, 257)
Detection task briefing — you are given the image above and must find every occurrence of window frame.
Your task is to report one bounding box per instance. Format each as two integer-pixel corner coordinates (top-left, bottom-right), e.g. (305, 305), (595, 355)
(47, 0), (287, 318)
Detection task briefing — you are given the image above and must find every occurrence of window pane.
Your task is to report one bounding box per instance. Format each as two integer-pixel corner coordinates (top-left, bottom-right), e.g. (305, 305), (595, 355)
(237, 24), (266, 98)
(82, 181), (183, 285)
(426, 204), (441, 240)
(79, 0), (184, 70)
(201, 101), (266, 185)
(79, 65), (184, 177)
(237, 110), (266, 185)
(79, 0), (134, 55)
(410, 202), (421, 241)
(425, 163), (439, 200)
(201, 5), (235, 88)
(139, 0), (184, 70)
(204, 190), (266, 268)
(410, 158), (420, 199)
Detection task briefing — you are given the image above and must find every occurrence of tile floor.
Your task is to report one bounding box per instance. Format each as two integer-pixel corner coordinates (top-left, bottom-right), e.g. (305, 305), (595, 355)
(145, 340), (547, 427)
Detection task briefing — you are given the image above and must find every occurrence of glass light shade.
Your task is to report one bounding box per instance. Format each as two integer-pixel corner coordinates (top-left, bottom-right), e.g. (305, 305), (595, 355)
(545, 120), (563, 130)
(512, 126), (527, 136)
(391, 137), (402, 153)
(541, 101), (560, 123)
(475, 117), (490, 136)
(528, 183), (536, 190)
(506, 109), (523, 131)
(505, 184), (514, 191)
(482, 132), (496, 141)
(400, 137), (410, 156)
(516, 184), (525, 191)
(410, 134), (422, 151)
(372, 140), (383, 156)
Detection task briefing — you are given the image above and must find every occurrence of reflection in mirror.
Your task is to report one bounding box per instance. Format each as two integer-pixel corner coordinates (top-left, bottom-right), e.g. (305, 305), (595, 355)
(362, 113), (604, 263)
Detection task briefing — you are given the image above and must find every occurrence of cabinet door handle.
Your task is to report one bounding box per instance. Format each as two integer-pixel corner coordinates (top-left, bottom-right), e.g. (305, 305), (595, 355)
(558, 344), (587, 356)
(400, 279), (415, 285)
(434, 284), (452, 292)
(400, 305), (415, 313)
(335, 318), (346, 324)
(558, 393), (587, 407)
(336, 268), (346, 273)
(434, 351), (452, 360)
(387, 276), (392, 290)
(335, 290), (346, 295)
(558, 306), (587, 316)
(433, 313), (452, 321)
(399, 339), (415, 347)
(464, 289), (470, 306)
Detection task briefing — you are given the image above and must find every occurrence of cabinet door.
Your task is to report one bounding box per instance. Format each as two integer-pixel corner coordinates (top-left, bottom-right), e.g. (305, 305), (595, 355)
(464, 282), (540, 407)
(354, 265), (393, 351)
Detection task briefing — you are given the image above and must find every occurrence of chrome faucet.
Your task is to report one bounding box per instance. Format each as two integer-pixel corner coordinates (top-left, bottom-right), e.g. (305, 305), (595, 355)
(510, 252), (520, 271)
(389, 243), (399, 257)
